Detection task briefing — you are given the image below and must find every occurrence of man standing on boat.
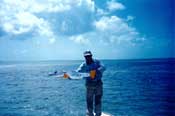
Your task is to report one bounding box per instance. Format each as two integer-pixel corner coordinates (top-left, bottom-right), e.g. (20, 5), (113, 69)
(76, 50), (106, 116)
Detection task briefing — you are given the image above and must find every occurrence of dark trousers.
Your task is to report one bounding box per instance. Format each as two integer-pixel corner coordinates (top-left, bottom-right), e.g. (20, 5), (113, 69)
(86, 83), (103, 116)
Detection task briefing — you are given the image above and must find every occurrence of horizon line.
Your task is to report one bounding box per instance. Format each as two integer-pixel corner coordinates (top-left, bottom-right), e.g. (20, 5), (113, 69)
(0, 57), (174, 62)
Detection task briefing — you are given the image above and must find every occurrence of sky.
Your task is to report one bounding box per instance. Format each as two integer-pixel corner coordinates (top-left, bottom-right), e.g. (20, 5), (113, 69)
(0, 0), (174, 60)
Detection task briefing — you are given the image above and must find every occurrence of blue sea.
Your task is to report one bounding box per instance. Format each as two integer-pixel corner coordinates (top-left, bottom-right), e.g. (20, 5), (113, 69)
(0, 58), (174, 116)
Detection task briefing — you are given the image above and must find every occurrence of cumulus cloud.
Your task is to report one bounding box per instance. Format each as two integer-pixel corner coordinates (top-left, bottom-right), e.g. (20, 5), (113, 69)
(94, 16), (136, 34)
(70, 16), (143, 45)
(0, 0), (144, 47)
(127, 15), (135, 21)
(70, 35), (90, 45)
(0, 0), (95, 43)
(3, 12), (42, 34)
(96, 8), (109, 16)
(107, 0), (125, 11)
(1, 0), (93, 14)
(68, 0), (144, 46)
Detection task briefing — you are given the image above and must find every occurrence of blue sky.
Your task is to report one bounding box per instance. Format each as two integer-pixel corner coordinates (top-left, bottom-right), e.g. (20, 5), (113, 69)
(0, 0), (174, 60)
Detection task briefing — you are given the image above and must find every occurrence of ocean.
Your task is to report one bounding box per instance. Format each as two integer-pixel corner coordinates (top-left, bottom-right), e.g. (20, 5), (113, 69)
(0, 58), (174, 116)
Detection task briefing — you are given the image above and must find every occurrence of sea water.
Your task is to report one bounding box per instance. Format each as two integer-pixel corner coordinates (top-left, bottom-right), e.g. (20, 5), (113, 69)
(0, 58), (174, 116)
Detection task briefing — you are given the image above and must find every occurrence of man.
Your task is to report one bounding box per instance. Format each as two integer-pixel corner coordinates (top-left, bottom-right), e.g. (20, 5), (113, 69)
(76, 50), (106, 116)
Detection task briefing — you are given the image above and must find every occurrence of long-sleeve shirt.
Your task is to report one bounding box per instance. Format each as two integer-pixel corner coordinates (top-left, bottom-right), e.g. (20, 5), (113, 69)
(76, 59), (106, 86)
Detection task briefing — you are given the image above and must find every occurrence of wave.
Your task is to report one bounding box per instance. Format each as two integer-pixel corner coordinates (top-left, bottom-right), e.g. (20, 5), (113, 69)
(0, 64), (17, 68)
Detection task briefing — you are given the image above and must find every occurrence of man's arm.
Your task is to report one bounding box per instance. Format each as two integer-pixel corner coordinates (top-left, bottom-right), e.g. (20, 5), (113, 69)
(76, 62), (87, 73)
(97, 61), (106, 73)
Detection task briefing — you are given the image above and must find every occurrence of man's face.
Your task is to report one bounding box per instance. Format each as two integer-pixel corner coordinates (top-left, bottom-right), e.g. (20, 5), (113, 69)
(84, 55), (92, 62)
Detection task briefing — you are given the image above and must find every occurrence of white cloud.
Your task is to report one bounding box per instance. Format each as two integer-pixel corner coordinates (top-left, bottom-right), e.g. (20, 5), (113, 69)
(14, 12), (39, 34)
(127, 15), (135, 21)
(94, 16), (136, 34)
(0, 0), (144, 47)
(0, 0), (95, 40)
(1, 10), (56, 43)
(2, 0), (92, 14)
(3, 23), (14, 33)
(65, 12), (144, 48)
(107, 0), (125, 11)
(96, 8), (109, 16)
(94, 16), (120, 31)
(70, 35), (90, 45)
(49, 38), (56, 44)
(70, 15), (143, 46)
(85, 0), (95, 12)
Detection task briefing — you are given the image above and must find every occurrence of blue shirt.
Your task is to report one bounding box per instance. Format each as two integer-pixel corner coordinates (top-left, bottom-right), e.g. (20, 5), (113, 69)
(76, 59), (106, 85)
